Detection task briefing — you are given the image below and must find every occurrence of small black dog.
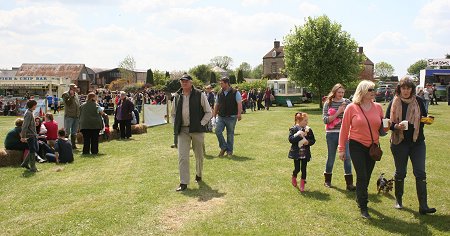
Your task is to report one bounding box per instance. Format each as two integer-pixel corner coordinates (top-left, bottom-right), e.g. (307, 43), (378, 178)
(376, 173), (394, 194)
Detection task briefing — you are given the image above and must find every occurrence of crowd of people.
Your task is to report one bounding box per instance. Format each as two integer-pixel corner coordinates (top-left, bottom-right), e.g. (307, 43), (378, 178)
(3, 75), (437, 219)
(3, 83), (149, 171)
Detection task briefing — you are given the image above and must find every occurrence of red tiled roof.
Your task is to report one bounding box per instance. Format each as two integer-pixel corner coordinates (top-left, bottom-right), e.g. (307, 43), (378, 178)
(15, 63), (85, 81)
(263, 46), (284, 59)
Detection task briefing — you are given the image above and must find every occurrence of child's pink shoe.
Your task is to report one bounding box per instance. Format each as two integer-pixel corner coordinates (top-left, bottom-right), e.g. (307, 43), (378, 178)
(300, 179), (306, 192)
(291, 176), (297, 187)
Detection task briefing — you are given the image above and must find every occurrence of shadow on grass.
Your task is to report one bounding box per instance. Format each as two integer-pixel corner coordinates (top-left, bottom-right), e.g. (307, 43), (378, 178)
(300, 190), (331, 201)
(79, 153), (107, 158)
(182, 181), (226, 202)
(402, 207), (450, 232)
(368, 192), (395, 204)
(204, 154), (253, 162)
(334, 186), (395, 203)
(22, 170), (36, 178)
(368, 208), (433, 235)
(334, 186), (356, 200)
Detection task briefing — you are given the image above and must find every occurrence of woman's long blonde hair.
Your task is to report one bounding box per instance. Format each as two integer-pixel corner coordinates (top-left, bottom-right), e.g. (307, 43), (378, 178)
(326, 83), (345, 105)
(352, 80), (375, 104)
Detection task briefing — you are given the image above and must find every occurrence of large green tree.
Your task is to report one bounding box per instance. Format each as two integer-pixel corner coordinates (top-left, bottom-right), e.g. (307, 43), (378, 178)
(284, 15), (363, 108)
(210, 72), (217, 84)
(374, 61), (395, 80)
(189, 64), (211, 83)
(210, 56), (233, 70)
(407, 59), (427, 77)
(118, 55), (136, 84)
(251, 64), (263, 79)
(146, 68), (154, 85)
(237, 69), (244, 83)
(237, 62), (251, 78)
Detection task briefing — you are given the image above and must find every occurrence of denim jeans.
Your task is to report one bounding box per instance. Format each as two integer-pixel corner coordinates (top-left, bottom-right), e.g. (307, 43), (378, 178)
(391, 140), (426, 181)
(215, 116), (237, 153)
(64, 117), (79, 136)
(349, 140), (376, 210)
(325, 132), (352, 174)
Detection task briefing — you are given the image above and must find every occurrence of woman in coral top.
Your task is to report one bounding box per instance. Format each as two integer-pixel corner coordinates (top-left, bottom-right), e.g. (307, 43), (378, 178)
(338, 80), (385, 219)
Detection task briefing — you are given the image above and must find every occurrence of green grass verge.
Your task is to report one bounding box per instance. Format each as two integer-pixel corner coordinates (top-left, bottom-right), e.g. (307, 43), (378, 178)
(0, 103), (449, 235)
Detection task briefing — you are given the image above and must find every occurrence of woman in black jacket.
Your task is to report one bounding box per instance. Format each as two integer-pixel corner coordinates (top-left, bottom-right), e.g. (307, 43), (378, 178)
(115, 91), (135, 139)
(386, 77), (436, 215)
(79, 93), (104, 154)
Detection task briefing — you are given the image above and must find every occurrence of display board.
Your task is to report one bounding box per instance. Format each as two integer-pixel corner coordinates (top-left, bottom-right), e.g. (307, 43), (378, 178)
(143, 104), (168, 126)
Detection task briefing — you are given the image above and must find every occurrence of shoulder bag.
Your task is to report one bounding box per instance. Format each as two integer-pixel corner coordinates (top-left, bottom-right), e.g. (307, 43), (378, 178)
(359, 105), (383, 161)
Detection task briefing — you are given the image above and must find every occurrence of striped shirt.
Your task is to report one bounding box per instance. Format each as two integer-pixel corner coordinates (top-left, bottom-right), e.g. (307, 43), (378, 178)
(322, 98), (350, 132)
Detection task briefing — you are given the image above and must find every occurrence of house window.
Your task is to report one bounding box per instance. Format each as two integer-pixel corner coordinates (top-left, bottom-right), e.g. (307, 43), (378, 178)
(271, 62), (278, 73)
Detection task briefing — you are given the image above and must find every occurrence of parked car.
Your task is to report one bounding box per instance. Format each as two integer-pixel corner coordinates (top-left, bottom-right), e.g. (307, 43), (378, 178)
(375, 87), (394, 102)
(435, 85), (448, 101)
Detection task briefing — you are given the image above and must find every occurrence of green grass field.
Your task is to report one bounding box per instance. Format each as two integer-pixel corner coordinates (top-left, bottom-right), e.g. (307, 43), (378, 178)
(0, 103), (449, 235)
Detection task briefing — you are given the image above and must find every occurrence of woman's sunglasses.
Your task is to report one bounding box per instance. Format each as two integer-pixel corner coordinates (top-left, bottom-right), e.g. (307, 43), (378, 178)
(368, 88), (375, 92)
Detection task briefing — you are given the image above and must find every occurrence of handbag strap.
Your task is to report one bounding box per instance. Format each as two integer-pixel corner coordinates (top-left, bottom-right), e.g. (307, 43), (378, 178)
(358, 105), (375, 145)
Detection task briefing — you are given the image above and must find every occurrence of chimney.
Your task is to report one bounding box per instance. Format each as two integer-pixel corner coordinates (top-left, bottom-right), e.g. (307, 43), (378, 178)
(274, 40), (280, 48)
(358, 47), (363, 53)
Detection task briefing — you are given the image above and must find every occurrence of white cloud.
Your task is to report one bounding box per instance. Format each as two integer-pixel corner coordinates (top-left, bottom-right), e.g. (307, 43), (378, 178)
(298, 2), (320, 16)
(414, 0), (450, 43)
(119, 0), (199, 12)
(241, 0), (272, 7)
(368, 31), (409, 50)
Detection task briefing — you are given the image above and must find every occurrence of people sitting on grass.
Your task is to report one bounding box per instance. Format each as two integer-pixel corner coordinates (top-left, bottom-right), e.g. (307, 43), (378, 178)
(34, 117), (54, 162)
(4, 118), (29, 152)
(43, 113), (58, 149)
(45, 129), (74, 164)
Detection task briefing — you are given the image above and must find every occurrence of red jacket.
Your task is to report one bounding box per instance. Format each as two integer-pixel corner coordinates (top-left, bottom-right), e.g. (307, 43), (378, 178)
(43, 121), (58, 140)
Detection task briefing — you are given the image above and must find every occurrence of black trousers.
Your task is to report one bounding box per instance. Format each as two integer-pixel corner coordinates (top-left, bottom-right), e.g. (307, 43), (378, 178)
(293, 158), (308, 179)
(119, 119), (132, 139)
(81, 129), (100, 154)
(349, 140), (376, 210)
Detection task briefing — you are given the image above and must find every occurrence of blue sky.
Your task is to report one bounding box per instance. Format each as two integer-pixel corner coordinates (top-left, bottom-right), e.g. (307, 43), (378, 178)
(0, 0), (449, 76)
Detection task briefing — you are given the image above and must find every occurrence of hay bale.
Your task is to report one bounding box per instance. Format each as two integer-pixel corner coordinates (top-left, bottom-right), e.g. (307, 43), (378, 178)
(131, 124), (147, 134)
(74, 125), (146, 144)
(76, 132), (84, 144)
(109, 129), (120, 139)
(0, 148), (23, 167)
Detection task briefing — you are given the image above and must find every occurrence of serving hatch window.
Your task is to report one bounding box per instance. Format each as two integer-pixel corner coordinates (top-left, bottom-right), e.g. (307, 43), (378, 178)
(287, 81), (302, 94)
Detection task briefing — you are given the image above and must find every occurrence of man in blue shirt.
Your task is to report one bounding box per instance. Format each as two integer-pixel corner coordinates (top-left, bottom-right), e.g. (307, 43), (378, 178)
(213, 77), (242, 156)
(46, 94), (53, 110)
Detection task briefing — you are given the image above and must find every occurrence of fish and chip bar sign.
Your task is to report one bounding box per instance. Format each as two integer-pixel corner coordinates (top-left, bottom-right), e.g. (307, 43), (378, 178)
(0, 76), (59, 81)
(427, 59), (450, 67)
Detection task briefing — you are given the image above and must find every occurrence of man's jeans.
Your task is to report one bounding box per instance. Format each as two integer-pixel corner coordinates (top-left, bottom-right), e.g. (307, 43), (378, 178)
(64, 117), (79, 136)
(325, 132), (352, 174)
(215, 116), (237, 153)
